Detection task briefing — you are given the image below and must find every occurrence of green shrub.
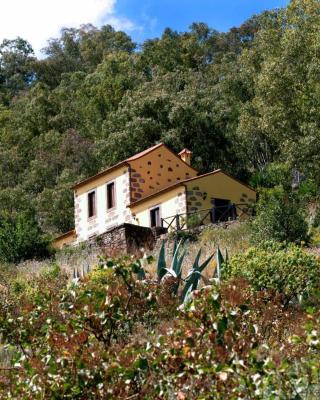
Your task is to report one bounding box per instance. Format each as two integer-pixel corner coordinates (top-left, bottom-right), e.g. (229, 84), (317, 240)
(225, 242), (320, 303)
(251, 186), (308, 244)
(187, 212), (203, 229)
(250, 162), (292, 190)
(296, 179), (318, 201)
(0, 211), (50, 263)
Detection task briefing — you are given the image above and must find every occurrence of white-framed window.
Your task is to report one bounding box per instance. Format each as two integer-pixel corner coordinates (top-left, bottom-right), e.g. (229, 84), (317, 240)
(88, 190), (97, 219)
(106, 181), (116, 210)
(150, 205), (161, 228)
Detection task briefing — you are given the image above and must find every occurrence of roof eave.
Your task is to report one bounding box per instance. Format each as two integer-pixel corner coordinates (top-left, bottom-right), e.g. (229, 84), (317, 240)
(72, 162), (129, 191)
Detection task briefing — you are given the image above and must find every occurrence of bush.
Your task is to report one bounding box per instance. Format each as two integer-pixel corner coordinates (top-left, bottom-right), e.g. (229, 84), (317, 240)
(250, 162), (292, 190)
(0, 211), (50, 263)
(251, 186), (309, 244)
(225, 242), (320, 303)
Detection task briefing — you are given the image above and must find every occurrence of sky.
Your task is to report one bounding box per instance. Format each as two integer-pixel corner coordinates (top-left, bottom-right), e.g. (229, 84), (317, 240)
(0, 0), (290, 56)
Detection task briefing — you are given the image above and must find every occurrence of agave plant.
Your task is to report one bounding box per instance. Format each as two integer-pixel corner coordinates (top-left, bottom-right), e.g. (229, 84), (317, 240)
(156, 240), (185, 281)
(156, 240), (216, 301)
(181, 249), (214, 304)
(135, 240), (226, 303)
(156, 240), (186, 295)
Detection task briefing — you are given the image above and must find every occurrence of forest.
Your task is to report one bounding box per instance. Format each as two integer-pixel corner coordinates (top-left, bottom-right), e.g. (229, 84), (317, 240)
(1, 0), (320, 250)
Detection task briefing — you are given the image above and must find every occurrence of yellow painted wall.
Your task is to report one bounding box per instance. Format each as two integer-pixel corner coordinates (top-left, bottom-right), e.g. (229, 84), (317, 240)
(52, 231), (77, 250)
(130, 186), (187, 230)
(129, 145), (197, 202)
(185, 172), (256, 221)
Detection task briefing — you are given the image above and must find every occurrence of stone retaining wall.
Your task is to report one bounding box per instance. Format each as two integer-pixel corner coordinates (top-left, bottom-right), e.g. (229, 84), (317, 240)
(89, 223), (167, 257)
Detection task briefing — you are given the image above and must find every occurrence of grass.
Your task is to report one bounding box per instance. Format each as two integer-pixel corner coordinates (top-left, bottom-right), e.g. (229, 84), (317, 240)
(199, 221), (251, 255)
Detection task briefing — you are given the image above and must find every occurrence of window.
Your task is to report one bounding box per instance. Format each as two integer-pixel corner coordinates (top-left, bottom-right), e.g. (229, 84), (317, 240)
(106, 182), (116, 210)
(88, 191), (96, 218)
(150, 207), (161, 227)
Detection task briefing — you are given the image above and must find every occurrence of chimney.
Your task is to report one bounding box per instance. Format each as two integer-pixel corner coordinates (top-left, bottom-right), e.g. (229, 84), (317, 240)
(178, 148), (192, 166)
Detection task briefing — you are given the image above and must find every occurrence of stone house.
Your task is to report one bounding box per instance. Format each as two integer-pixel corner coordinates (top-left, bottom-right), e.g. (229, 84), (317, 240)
(53, 143), (256, 249)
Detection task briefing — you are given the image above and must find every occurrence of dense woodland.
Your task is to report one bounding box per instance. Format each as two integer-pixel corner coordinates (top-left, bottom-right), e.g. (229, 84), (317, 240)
(0, 0), (320, 240)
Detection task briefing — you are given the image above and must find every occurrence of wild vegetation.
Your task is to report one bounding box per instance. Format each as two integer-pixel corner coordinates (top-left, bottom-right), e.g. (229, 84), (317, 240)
(1, 241), (320, 399)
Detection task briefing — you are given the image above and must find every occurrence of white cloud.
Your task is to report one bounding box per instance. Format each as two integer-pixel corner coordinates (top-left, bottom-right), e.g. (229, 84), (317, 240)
(0, 0), (136, 55)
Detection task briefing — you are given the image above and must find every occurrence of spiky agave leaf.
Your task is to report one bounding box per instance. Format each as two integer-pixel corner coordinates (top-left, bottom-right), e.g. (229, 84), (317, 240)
(195, 252), (215, 289)
(170, 239), (183, 276)
(181, 270), (201, 302)
(182, 281), (195, 304)
(198, 253), (215, 273)
(172, 239), (178, 260)
(157, 240), (167, 282)
(215, 246), (224, 281)
(137, 267), (146, 281)
(188, 249), (202, 291)
(176, 250), (186, 279)
(162, 268), (177, 278)
(180, 251), (214, 302)
(192, 249), (202, 271)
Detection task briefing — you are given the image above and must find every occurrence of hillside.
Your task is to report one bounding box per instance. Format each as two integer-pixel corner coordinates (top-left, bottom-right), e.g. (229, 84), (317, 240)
(0, 0), (320, 254)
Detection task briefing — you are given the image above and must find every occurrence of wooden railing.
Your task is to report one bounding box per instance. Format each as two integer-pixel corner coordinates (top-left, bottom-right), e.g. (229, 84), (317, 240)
(161, 203), (253, 232)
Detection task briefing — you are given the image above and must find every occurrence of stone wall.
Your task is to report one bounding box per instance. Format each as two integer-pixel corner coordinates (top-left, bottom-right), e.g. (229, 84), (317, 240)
(89, 223), (167, 257)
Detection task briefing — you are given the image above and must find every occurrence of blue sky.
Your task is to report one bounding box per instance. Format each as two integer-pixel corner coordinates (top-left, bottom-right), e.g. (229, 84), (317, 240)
(112, 0), (290, 43)
(0, 0), (290, 55)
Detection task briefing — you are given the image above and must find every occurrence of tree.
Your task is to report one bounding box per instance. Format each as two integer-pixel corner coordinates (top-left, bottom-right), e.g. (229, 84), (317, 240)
(98, 65), (244, 174)
(35, 25), (136, 88)
(238, 0), (320, 186)
(0, 210), (49, 263)
(0, 37), (35, 102)
(251, 186), (309, 244)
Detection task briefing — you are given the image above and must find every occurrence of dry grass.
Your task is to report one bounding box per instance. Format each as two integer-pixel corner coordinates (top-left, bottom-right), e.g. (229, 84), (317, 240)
(199, 221), (251, 255)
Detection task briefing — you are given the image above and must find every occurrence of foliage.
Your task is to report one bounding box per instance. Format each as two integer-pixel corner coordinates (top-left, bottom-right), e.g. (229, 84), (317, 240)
(0, 210), (50, 263)
(2, 257), (320, 398)
(250, 162), (292, 190)
(238, 0), (320, 188)
(224, 241), (320, 303)
(0, 13), (280, 237)
(186, 212), (203, 229)
(251, 186), (309, 244)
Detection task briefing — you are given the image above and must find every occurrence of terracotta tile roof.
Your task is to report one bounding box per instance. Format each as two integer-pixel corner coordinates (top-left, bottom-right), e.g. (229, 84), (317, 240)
(125, 143), (164, 161)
